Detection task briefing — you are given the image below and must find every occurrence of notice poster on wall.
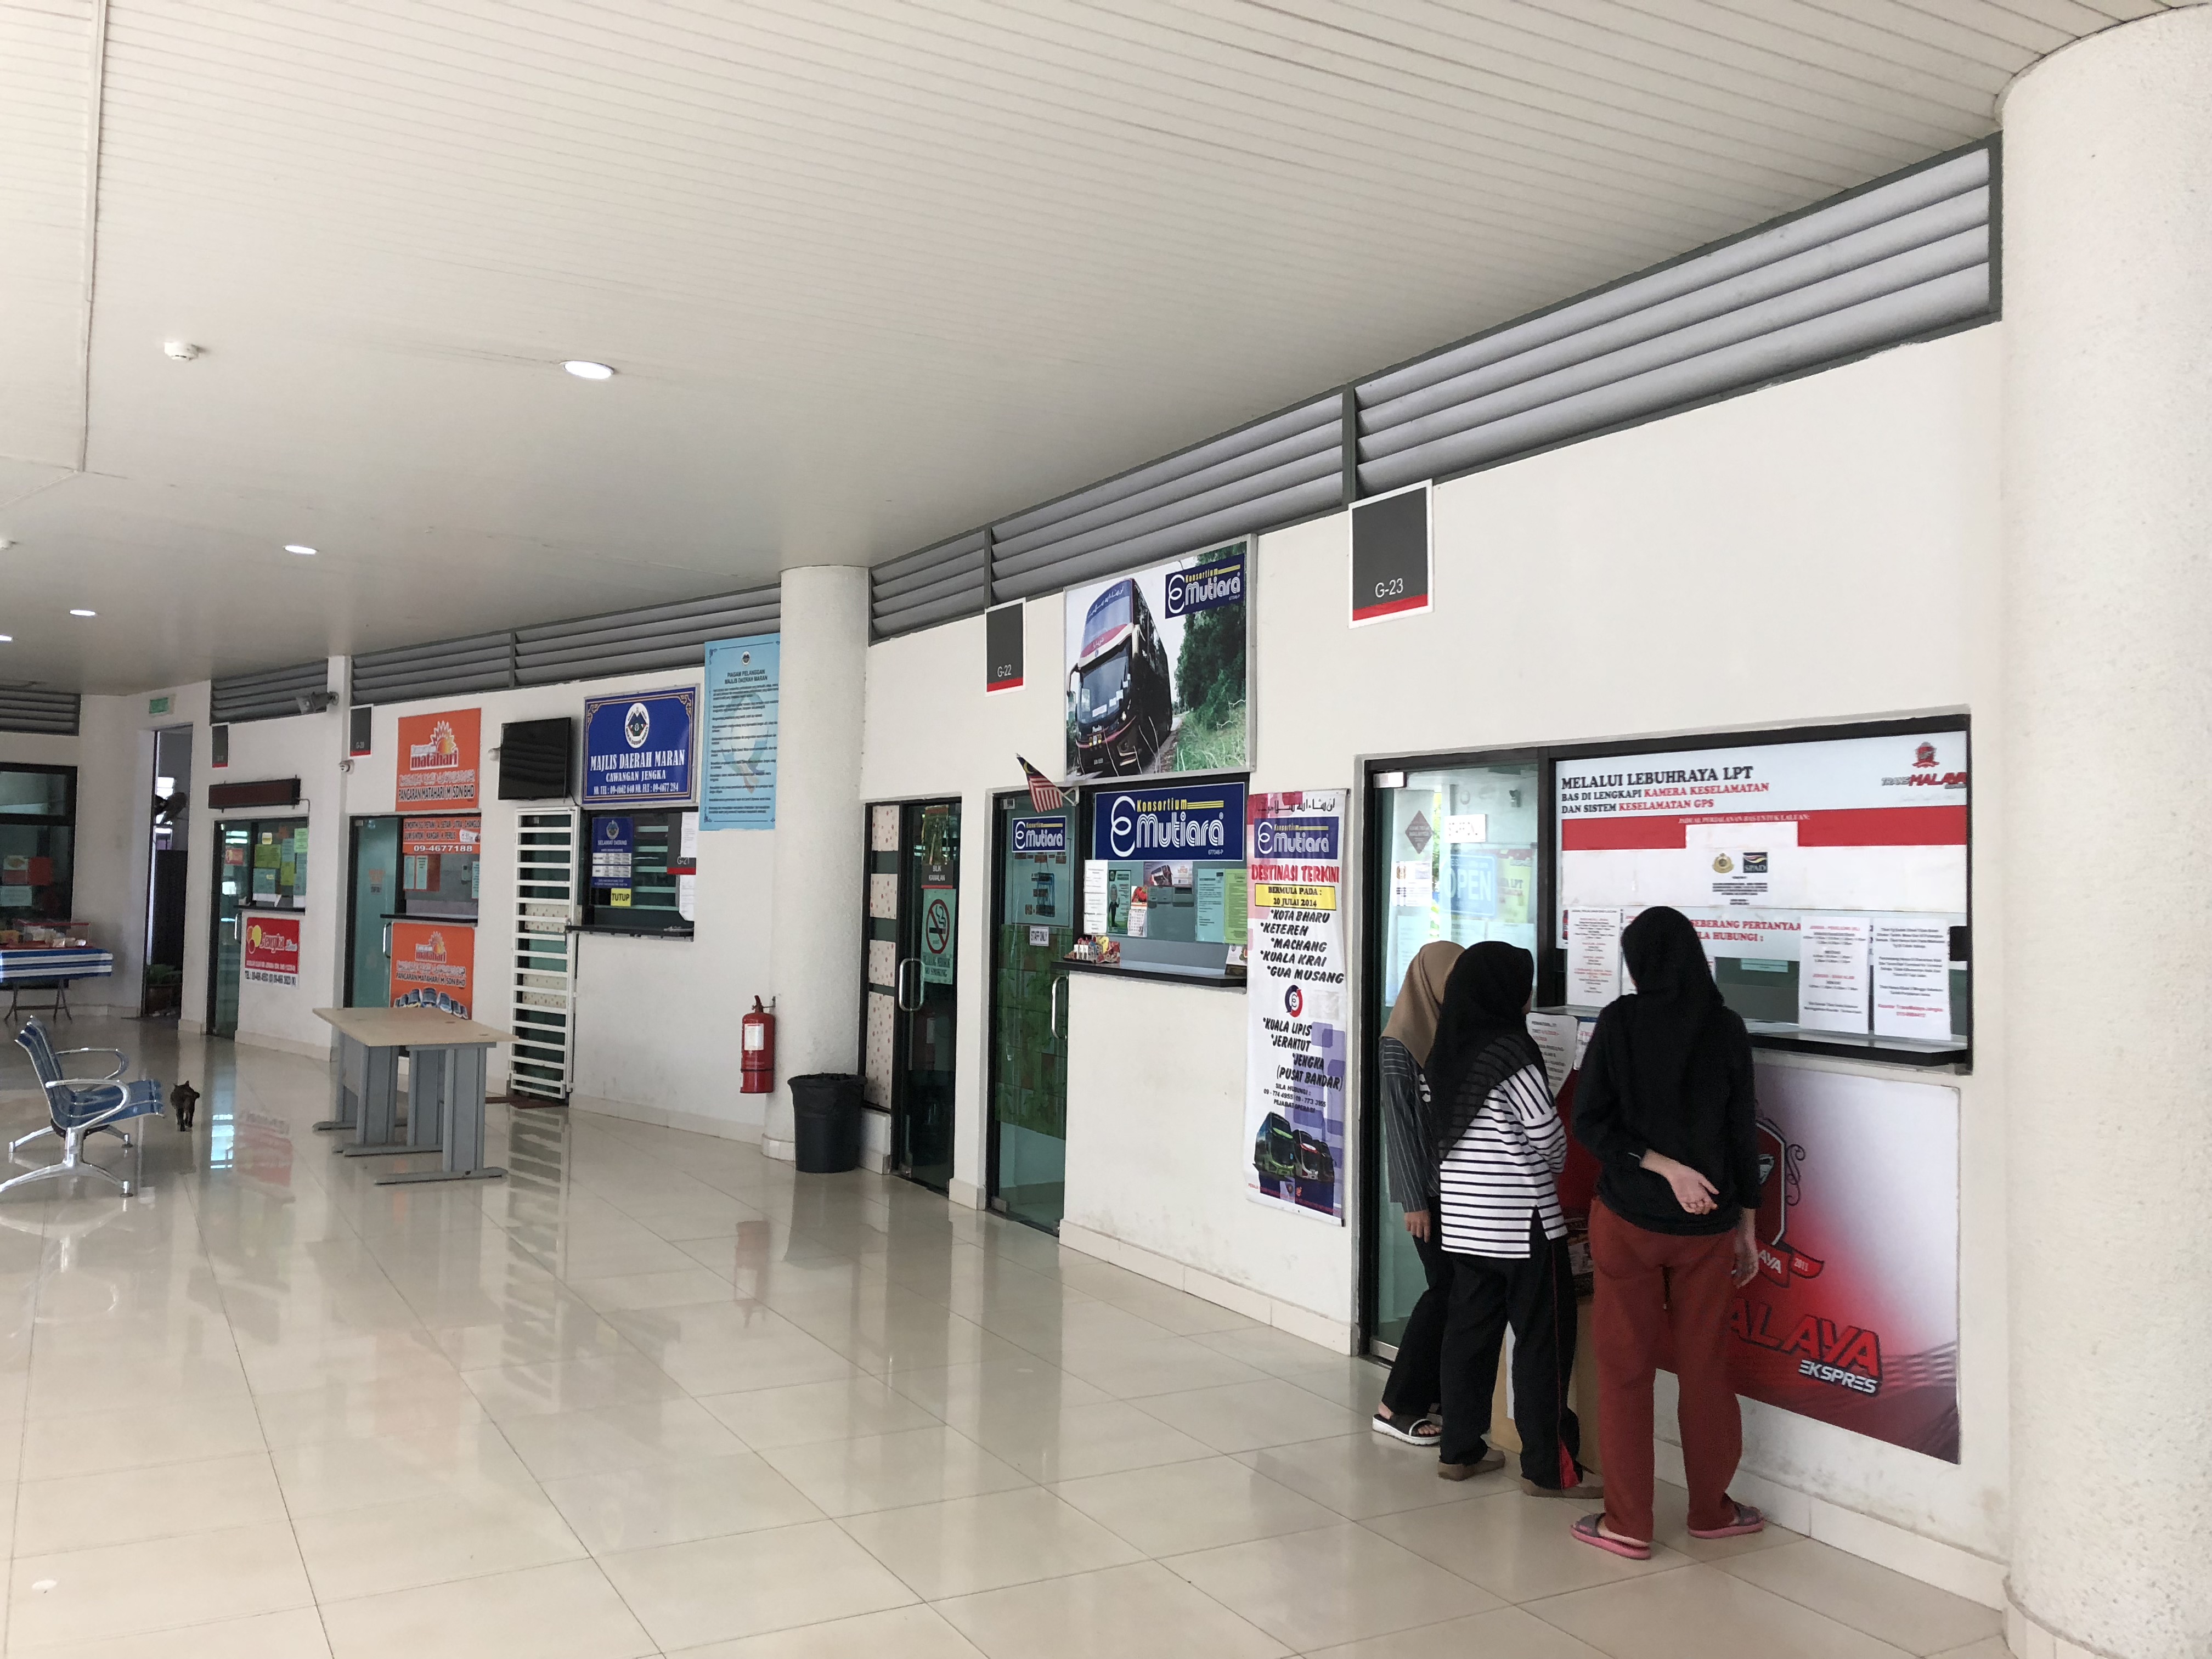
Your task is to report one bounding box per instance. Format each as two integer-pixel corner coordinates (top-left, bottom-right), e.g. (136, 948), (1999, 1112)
(584, 687), (698, 806)
(242, 915), (301, 986)
(1064, 541), (1246, 780)
(396, 708), (482, 810)
(919, 886), (957, 986)
(390, 922), (474, 1019)
(1244, 790), (1347, 1224)
(1725, 1063), (1961, 1462)
(703, 635), (779, 830)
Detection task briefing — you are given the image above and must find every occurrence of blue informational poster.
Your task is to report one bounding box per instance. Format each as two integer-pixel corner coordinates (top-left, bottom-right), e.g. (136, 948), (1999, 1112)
(582, 687), (697, 805)
(590, 816), (634, 887)
(1089, 782), (1246, 862)
(702, 634), (780, 831)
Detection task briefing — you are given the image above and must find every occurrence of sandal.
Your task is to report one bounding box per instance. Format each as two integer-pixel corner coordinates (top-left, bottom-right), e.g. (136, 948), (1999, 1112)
(1370, 1410), (1441, 1446)
(1689, 1500), (1765, 1539)
(1571, 1513), (1652, 1559)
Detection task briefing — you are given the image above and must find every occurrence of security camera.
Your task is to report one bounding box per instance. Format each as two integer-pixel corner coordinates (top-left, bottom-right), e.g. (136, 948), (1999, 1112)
(295, 690), (340, 714)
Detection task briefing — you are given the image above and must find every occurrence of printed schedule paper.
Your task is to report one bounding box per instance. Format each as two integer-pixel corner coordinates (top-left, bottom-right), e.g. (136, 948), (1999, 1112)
(1799, 915), (1873, 1034)
(1871, 918), (1952, 1040)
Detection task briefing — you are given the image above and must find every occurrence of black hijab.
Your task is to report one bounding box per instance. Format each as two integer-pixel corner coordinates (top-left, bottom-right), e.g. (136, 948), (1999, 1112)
(1425, 941), (1545, 1163)
(1616, 906), (1723, 1115)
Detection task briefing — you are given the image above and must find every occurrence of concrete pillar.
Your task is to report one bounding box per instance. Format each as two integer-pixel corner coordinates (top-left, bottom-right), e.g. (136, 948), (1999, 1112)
(761, 565), (870, 1160)
(2001, 14), (2212, 1658)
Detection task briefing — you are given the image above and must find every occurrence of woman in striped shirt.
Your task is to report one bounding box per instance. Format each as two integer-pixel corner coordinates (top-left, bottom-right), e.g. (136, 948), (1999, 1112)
(1425, 941), (1596, 1496)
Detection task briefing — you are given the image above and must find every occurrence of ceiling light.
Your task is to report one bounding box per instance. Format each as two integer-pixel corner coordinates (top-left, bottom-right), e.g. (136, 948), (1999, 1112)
(163, 340), (200, 361)
(285, 544), (317, 556)
(562, 360), (614, 380)
(69, 608), (94, 618)
(0, 635), (12, 644)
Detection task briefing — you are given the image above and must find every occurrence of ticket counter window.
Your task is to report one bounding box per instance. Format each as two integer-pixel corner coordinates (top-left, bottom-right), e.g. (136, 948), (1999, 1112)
(583, 809), (694, 937)
(400, 816), (481, 919)
(0, 764), (76, 924)
(1368, 762), (1541, 1353)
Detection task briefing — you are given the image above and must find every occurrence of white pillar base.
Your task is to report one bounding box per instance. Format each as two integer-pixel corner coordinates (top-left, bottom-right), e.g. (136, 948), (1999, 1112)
(2007, 1595), (2112, 1659)
(759, 1136), (795, 1164)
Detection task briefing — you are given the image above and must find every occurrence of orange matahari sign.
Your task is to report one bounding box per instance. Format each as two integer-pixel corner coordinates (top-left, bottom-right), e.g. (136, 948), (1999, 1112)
(390, 921), (475, 1019)
(395, 708), (482, 810)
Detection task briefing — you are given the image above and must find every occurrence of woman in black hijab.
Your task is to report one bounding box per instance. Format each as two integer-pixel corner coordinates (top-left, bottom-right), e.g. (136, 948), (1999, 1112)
(1569, 906), (1765, 1558)
(1426, 942), (1594, 1494)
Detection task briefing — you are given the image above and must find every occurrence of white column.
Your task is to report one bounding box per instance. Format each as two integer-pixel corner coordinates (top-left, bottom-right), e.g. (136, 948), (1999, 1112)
(2002, 14), (2212, 1659)
(761, 565), (870, 1160)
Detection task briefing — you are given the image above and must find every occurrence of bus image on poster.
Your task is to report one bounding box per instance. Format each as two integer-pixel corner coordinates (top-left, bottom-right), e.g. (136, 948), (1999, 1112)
(1064, 543), (1246, 780)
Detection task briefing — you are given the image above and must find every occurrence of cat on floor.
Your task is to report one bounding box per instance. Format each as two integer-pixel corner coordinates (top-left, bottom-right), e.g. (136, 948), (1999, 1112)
(169, 1081), (199, 1130)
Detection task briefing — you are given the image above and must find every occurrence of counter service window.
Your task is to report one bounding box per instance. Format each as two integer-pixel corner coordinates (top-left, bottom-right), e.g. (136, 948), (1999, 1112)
(228, 818), (309, 909)
(1553, 721), (1969, 1059)
(1071, 780), (1247, 981)
(0, 764), (76, 925)
(400, 815), (481, 918)
(583, 809), (695, 936)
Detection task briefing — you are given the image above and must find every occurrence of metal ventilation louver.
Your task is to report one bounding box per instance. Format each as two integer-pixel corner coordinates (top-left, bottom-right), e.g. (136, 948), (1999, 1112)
(515, 583), (778, 687)
(1355, 145), (1993, 494)
(990, 396), (1343, 602)
(349, 631), (516, 707)
(871, 531), (988, 640)
(0, 685), (79, 736)
(210, 659), (331, 724)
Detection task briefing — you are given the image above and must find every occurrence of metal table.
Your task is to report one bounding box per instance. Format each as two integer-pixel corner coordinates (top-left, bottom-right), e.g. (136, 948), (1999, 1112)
(311, 1007), (516, 1184)
(0, 947), (114, 1021)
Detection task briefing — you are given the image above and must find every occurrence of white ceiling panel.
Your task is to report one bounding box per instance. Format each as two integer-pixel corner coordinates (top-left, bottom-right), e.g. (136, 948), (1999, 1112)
(0, 0), (2164, 692)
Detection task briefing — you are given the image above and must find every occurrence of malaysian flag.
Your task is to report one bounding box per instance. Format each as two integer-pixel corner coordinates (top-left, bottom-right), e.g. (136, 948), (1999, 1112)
(1017, 755), (1067, 813)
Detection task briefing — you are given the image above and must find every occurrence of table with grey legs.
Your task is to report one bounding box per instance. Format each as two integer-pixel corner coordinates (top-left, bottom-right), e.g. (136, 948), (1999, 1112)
(312, 1007), (517, 1184)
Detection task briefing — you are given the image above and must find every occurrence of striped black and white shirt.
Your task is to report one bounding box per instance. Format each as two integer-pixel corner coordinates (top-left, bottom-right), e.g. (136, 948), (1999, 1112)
(1378, 1036), (1436, 1214)
(1437, 1062), (1568, 1258)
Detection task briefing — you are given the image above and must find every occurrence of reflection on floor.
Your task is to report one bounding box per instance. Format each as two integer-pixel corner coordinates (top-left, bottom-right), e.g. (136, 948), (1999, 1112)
(0, 1017), (2004, 1658)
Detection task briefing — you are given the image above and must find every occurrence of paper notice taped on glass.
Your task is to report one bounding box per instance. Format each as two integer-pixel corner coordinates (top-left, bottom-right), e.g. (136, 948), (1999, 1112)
(1567, 909), (1623, 1007)
(1871, 918), (1951, 1039)
(1573, 1018), (1595, 1071)
(680, 812), (699, 862)
(1799, 914), (1872, 1033)
(677, 873), (696, 921)
(1525, 1012), (1578, 1098)
(1083, 861), (1108, 934)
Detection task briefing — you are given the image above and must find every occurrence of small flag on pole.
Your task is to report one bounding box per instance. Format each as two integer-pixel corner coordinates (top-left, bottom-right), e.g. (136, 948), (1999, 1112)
(1018, 756), (1067, 813)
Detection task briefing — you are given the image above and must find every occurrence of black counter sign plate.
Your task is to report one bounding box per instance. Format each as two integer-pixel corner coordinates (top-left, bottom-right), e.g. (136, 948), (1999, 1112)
(1350, 480), (1432, 625)
(985, 602), (1023, 694)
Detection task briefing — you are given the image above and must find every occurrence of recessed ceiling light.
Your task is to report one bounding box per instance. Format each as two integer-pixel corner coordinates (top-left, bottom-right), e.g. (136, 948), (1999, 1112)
(0, 635), (12, 643)
(285, 544), (317, 556)
(562, 360), (614, 380)
(69, 608), (94, 618)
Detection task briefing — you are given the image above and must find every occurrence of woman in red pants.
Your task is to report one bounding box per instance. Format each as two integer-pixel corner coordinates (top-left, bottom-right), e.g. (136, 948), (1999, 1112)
(1568, 906), (1765, 1556)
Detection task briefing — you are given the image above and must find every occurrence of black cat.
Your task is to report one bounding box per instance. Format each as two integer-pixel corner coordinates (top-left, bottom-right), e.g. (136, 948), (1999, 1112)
(170, 1081), (199, 1131)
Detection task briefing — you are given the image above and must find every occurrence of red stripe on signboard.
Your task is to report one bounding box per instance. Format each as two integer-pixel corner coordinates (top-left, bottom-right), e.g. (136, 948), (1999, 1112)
(986, 676), (1023, 693)
(1352, 591), (1431, 622)
(1561, 804), (1966, 851)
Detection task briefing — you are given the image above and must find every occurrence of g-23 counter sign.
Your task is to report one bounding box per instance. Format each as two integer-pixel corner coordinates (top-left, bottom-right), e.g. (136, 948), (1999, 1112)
(583, 687), (698, 806)
(1350, 481), (1432, 625)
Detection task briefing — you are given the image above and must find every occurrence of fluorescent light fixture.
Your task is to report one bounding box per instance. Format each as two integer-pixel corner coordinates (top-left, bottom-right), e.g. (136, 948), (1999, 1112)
(562, 360), (614, 380)
(285, 544), (317, 555)
(69, 608), (94, 617)
(0, 635), (12, 643)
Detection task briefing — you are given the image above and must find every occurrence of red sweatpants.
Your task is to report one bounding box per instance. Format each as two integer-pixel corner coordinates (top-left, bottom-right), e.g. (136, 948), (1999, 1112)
(1588, 1198), (1742, 1542)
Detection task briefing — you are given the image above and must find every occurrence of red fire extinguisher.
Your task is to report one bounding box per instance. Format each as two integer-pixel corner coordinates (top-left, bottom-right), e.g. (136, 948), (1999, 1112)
(741, 997), (775, 1094)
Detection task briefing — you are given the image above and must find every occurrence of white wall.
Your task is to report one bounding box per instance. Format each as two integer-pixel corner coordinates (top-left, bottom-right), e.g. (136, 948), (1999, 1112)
(860, 324), (2008, 1570)
(346, 672), (776, 1137)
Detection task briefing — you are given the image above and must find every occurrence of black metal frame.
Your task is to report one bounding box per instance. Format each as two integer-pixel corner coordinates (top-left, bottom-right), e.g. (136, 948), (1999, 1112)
(888, 797), (962, 1192)
(0, 762), (79, 926)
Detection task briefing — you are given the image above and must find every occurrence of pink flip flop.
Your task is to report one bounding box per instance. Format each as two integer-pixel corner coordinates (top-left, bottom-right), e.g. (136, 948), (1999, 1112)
(1571, 1513), (1652, 1560)
(1689, 1500), (1766, 1539)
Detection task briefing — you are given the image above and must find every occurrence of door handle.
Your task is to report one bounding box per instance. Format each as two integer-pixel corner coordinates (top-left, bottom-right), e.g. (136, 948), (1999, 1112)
(896, 957), (923, 1012)
(382, 923), (391, 955)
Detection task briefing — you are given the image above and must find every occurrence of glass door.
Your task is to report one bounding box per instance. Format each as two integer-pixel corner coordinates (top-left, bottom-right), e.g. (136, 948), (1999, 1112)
(208, 822), (252, 1037)
(1366, 760), (1543, 1352)
(990, 794), (1071, 1231)
(347, 817), (400, 1007)
(893, 800), (960, 1192)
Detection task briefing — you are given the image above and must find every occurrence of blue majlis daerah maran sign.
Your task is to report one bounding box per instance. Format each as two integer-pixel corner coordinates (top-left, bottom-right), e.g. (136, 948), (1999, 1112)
(1091, 783), (1248, 861)
(582, 686), (697, 805)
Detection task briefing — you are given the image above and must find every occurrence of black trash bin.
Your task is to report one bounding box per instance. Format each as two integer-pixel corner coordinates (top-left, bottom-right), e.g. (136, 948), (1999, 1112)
(789, 1073), (864, 1174)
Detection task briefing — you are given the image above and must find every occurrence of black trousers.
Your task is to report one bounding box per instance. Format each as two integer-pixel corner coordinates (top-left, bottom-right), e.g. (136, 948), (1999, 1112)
(1436, 1212), (1584, 1487)
(1378, 1229), (1451, 1421)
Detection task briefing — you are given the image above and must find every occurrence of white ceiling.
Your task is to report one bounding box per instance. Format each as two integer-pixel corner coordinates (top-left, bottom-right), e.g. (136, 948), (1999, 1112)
(0, 0), (2169, 695)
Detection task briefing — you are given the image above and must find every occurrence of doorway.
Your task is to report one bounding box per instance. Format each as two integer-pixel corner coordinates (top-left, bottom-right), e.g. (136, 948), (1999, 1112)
(207, 822), (251, 1037)
(889, 799), (960, 1192)
(988, 791), (1071, 1231)
(142, 727), (191, 1018)
(346, 816), (400, 1007)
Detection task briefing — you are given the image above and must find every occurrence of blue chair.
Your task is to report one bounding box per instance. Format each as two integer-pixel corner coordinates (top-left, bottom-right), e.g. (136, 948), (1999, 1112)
(9, 1019), (163, 1197)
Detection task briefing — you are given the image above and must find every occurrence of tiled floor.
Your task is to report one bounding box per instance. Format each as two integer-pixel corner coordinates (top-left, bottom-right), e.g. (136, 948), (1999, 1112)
(0, 1017), (2006, 1658)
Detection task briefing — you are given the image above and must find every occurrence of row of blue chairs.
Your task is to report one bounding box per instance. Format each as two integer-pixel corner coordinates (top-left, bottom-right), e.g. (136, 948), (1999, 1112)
(5, 1019), (164, 1197)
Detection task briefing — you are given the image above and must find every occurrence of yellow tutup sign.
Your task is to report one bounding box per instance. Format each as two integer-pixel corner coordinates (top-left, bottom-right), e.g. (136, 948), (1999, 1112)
(1251, 883), (1336, 911)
